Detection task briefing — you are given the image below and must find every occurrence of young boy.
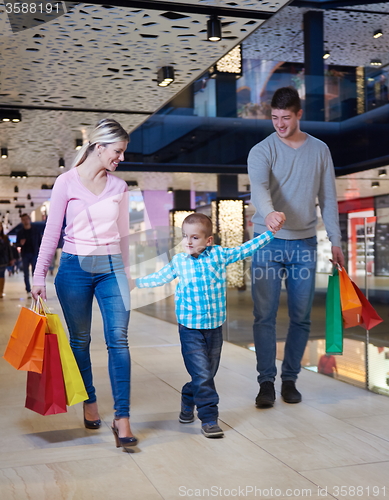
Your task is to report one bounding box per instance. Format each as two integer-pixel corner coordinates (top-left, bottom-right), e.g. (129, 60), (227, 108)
(135, 213), (276, 438)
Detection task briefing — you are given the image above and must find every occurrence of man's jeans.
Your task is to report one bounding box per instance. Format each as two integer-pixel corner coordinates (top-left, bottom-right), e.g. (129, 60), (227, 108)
(179, 324), (223, 424)
(251, 236), (317, 384)
(55, 252), (131, 418)
(22, 253), (37, 293)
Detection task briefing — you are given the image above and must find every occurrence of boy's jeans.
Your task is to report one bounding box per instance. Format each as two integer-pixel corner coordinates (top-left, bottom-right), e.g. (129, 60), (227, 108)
(55, 252), (131, 418)
(179, 324), (223, 424)
(251, 236), (317, 384)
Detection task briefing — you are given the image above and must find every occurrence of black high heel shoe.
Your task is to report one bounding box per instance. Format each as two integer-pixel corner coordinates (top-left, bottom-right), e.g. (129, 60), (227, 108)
(83, 402), (101, 430)
(111, 420), (138, 449)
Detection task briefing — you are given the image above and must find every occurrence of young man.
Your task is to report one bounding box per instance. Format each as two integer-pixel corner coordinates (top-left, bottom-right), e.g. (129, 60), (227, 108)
(248, 87), (344, 408)
(135, 213), (276, 438)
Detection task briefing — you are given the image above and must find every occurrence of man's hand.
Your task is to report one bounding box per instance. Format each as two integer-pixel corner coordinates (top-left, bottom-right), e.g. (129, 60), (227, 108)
(331, 246), (345, 268)
(265, 211), (286, 233)
(31, 285), (47, 301)
(20, 239), (26, 246)
(129, 278), (137, 291)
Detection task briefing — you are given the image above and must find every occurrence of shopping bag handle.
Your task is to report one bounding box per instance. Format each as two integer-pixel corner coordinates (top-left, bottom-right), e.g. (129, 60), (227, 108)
(30, 296), (51, 316)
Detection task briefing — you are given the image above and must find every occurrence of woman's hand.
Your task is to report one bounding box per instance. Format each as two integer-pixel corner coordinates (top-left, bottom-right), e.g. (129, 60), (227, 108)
(31, 285), (47, 301)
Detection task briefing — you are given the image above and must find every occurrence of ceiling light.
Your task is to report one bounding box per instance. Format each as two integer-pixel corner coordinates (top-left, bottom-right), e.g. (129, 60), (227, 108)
(157, 66), (175, 87)
(207, 15), (222, 42)
(371, 181), (380, 188)
(75, 138), (83, 150)
(0, 109), (22, 122)
(1, 148), (8, 159)
(323, 51), (330, 60)
(370, 59), (382, 66)
(59, 157), (65, 169)
(14, 186), (18, 193)
(10, 171), (28, 179)
(167, 187), (173, 193)
(374, 29), (383, 39)
(378, 169), (387, 177)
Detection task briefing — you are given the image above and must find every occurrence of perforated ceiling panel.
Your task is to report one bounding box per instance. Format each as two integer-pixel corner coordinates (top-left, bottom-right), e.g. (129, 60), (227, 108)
(243, 3), (389, 66)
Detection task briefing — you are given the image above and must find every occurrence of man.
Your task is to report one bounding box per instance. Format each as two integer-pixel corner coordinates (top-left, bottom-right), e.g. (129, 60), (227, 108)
(17, 214), (42, 298)
(248, 87), (344, 408)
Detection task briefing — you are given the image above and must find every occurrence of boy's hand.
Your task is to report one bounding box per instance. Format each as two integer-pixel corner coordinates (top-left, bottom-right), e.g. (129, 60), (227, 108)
(265, 211), (285, 232)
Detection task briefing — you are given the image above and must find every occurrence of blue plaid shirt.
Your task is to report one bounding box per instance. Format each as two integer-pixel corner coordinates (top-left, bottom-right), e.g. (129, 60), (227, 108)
(136, 230), (273, 329)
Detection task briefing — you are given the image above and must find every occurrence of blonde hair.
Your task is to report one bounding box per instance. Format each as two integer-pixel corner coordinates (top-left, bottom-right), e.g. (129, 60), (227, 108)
(72, 118), (129, 168)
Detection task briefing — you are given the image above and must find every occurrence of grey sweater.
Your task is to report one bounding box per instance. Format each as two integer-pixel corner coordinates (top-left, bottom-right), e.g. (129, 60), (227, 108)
(248, 132), (342, 247)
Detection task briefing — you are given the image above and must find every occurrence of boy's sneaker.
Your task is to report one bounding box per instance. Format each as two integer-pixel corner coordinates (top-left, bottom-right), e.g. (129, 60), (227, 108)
(255, 381), (276, 408)
(201, 422), (224, 438)
(179, 405), (195, 423)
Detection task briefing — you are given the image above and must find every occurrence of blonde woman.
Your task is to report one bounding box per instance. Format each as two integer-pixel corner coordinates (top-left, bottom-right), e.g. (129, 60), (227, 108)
(32, 119), (137, 449)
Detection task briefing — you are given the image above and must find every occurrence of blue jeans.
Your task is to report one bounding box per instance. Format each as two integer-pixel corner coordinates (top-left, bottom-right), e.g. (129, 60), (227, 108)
(179, 324), (223, 424)
(55, 252), (131, 418)
(22, 253), (38, 293)
(251, 236), (317, 384)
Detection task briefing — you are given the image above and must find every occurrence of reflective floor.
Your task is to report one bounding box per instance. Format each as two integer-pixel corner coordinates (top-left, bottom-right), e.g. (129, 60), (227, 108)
(1, 273), (389, 499)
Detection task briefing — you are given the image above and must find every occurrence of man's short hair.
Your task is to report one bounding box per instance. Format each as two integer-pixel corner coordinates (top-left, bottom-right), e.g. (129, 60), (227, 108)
(182, 213), (213, 237)
(271, 87), (302, 113)
(20, 213), (30, 219)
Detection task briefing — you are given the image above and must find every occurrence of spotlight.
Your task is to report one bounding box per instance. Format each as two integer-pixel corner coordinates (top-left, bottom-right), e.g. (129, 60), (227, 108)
(59, 157), (65, 169)
(157, 66), (175, 87)
(10, 171), (28, 178)
(371, 181), (380, 188)
(30, 202), (34, 207)
(378, 169), (387, 177)
(323, 51), (330, 60)
(27, 193), (31, 200)
(0, 109), (22, 122)
(374, 29), (383, 39)
(1, 148), (8, 159)
(14, 186), (19, 193)
(370, 59), (382, 66)
(167, 187), (173, 194)
(207, 15), (222, 42)
(75, 138), (83, 150)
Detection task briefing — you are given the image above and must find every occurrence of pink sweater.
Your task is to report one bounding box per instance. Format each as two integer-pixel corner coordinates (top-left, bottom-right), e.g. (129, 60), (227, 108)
(33, 168), (129, 287)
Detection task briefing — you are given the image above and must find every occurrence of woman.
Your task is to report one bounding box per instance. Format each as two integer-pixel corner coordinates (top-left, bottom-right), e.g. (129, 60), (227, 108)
(0, 222), (13, 298)
(32, 119), (137, 449)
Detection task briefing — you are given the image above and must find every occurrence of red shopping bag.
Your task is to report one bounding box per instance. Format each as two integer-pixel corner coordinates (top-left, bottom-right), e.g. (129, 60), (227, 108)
(338, 266), (362, 329)
(25, 334), (67, 415)
(3, 306), (46, 373)
(351, 282), (384, 330)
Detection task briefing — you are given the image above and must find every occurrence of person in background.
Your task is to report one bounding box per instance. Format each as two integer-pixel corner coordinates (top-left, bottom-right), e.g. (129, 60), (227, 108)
(32, 118), (137, 450)
(0, 222), (13, 298)
(318, 353), (338, 378)
(248, 86), (344, 408)
(135, 213), (278, 438)
(16, 214), (42, 298)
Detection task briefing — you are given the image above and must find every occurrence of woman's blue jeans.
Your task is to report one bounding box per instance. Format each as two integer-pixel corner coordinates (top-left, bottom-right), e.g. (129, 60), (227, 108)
(251, 236), (317, 384)
(179, 324), (223, 424)
(55, 252), (131, 418)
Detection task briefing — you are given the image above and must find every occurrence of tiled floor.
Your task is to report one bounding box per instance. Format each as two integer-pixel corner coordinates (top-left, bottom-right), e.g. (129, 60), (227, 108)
(1, 273), (389, 500)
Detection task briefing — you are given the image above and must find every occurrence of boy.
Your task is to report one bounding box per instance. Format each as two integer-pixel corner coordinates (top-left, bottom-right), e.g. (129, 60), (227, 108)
(135, 213), (276, 438)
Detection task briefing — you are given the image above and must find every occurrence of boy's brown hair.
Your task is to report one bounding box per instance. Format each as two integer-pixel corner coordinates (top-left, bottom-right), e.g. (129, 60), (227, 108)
(182, 213), (213, 237)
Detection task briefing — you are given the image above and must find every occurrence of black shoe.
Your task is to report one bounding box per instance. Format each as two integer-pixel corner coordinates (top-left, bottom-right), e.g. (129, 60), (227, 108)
(83, 403), (101, 430)
(201, 422), (224, 438)
(281, 380), (302, 404)
(179, 409), (195, 423)
(255, 381), (275, 408)
(111, 420), (138, 449)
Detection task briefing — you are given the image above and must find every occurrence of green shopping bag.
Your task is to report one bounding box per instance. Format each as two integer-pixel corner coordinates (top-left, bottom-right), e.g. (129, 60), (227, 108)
(325, 267), (343, 355)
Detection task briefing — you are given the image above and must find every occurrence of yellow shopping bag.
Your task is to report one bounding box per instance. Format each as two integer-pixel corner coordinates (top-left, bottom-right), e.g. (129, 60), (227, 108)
(46, 313), (88, 406)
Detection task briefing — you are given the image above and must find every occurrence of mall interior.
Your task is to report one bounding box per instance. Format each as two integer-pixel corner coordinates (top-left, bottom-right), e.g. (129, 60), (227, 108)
(1, 1), (389, 499)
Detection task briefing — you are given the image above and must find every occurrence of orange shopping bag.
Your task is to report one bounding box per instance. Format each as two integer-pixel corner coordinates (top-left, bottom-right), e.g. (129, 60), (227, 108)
(351, 282), (383, 330)
(3, 303), (46, 373)
(338, 266), (362, 329)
